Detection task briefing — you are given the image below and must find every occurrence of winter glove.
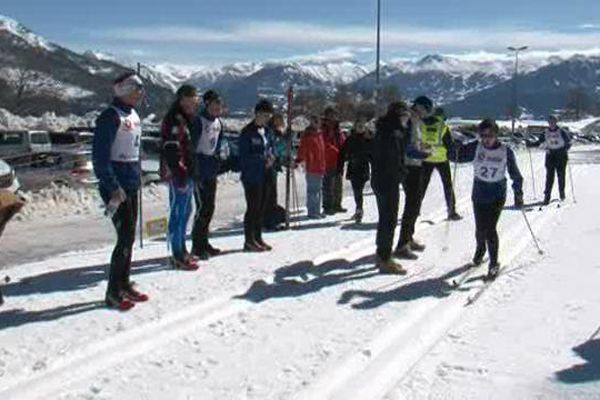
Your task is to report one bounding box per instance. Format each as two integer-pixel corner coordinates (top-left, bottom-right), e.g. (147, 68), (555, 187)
(514, 194), (524, 209)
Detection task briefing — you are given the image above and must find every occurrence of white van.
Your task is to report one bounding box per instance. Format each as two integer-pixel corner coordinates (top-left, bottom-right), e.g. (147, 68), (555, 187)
(0, 130), (52, 161)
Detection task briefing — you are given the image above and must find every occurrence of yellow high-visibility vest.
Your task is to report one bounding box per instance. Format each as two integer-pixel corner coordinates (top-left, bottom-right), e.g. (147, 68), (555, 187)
(422, 118), (449, 163)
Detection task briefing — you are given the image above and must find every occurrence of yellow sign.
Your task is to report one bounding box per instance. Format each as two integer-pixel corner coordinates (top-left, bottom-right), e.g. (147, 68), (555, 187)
(145, 217), (168, 238)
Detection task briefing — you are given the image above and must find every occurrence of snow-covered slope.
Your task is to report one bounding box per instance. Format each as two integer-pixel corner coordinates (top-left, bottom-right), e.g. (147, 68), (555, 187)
(0, 14), (54, 51)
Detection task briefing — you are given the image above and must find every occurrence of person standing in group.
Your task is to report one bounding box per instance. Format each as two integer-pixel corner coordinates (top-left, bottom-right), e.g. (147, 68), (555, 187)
(296, 115), (326, 219)
(190, 90), (225, 260)
(321, 107), (346, 215)
(457, 119), (524, 280)
(263, 112), (287, 230)
(542, 115), (571, 205)
(160, 85), (200, 271)
(371, 102), (413, 274)
(239, 99), (276, 252)
(394, 99), (432, 260)
(92, 72), (148, 311)
(417, 96), (462, 221)
(340, 115), (373, 224)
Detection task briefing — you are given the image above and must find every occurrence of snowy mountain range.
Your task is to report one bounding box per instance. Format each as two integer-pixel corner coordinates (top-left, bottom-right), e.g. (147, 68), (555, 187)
(1, 14), (599, 119)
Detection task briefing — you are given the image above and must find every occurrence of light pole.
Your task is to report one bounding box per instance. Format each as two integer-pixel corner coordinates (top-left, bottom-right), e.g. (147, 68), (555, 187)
(507, 46), (528, 135)
(375, 0), (381, 112)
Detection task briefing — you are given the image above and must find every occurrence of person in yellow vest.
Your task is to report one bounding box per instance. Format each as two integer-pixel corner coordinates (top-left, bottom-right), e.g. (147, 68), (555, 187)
(417, 96), (462, 221)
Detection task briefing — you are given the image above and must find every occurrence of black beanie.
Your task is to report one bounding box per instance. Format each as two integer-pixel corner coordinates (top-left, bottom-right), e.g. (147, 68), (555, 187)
(255, 99), (274, 114)
(203, 89), (221, 105)
(413, 96), (434, 112)
(176, 84), (198, 99)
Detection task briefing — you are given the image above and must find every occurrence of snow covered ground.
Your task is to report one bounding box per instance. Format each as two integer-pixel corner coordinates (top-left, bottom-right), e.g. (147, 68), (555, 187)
(0, 147), (599, 400)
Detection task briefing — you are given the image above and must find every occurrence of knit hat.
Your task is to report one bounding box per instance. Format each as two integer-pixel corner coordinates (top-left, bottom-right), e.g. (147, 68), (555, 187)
(413, 96), (433, 113)
(113, 72), (144, 98)
(255, 99), (274, 114)
(176, 84), (198, 99)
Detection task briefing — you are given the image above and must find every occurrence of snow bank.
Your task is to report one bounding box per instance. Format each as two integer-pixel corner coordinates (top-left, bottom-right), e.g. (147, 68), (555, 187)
(0, 108), (97, 131)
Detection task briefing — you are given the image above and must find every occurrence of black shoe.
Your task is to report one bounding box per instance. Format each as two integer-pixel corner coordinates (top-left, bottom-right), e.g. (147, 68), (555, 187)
(206, 244), (222, 256)
(448, 212), (463, 221)
(486, 263), (500, 280)
(352, 209), (363, 224)
(324, 209), (336, 216)
(560, 194), (566, 201)
(244, 242), (265, 252)
(409, 239), (426, 252)
(393, 245), (419, 260)
(256, 239), (273, 251)
(543, 196), (551, 206)
(335, 207), (348, 213)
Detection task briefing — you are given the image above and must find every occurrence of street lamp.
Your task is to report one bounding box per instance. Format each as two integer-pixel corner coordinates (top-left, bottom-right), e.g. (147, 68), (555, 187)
(375, 0), (381, 112)
(507, 46), (528, 135)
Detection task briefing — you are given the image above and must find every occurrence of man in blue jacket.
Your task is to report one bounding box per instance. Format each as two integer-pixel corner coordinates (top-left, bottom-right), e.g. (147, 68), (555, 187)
(542, 115), (571, 205)
(93, 72), (148, 311)
(239, 99), (275, 252)
(190, 90), (224, 260)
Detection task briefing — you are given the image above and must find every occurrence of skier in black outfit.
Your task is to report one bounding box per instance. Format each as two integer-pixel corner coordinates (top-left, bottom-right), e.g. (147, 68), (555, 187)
(394, 99), (433, 260)
(239, 99), (276, 252)
(371, 102), (427, 274)
(456, 119), (524, 280)
(540, 115), (571, 204)
(341, 115), (372, 224)
(92, 72), (149, 311)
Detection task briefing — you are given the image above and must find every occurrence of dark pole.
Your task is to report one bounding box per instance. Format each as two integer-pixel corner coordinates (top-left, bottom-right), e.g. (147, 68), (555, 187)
(375, 0), (381, 112)
(508, 46), (528, 135)
(136, 62), (144, 249)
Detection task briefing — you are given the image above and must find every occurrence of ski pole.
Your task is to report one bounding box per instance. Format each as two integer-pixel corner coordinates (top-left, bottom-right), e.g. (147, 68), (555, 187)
(527, 147), (537, 200)
(589, 324), (600, 341)
(520, 208), (544, 255)
(567, 161), (577, 204)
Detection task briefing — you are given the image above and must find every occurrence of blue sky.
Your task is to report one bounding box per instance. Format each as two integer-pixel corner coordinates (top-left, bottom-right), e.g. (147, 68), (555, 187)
(2, 0), (600, 65)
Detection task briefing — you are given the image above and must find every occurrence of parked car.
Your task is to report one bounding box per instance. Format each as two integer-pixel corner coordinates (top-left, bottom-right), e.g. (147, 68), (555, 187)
(0, 130), (52, 166)
(0, 159), (20, 193)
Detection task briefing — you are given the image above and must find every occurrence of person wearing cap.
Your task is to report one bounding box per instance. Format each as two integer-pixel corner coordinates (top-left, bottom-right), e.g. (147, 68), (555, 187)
(190, 90), (225, 260)
(454, 119), (524, 280)
(92, 71), (148, 311)
(371, 101), (413, 274)
(542, 115), (571, 205)
(321, 106), (347, 215)
(160, 85), (200, 270)
(416, 96), (462, 221)
(394, 98), (432, 260)
(239, 99), (276, 252)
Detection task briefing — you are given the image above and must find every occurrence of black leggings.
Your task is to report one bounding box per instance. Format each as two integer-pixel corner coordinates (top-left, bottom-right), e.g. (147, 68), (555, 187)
(351, 179), (367, 211)
(544, 151), (568, 199)
(192, 178), (217, 252)
(421, 161), (456, 214)
(374, 182), (400, 261)
(398, 166), (424, 248)
(473, 200), (504, 265)
(108, 191), (138, 296)
(243, 182), (269, 244)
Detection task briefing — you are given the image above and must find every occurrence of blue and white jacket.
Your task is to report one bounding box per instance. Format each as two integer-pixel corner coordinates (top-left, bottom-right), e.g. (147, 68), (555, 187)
(239, 121), (274, 186)
(92, 98), (141, 201)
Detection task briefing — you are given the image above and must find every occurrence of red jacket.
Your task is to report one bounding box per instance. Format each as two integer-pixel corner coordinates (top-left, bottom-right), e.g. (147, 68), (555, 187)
(321, 119), (346, 171)
(160, 111), (194, 187)
(297, 128), (326, 175)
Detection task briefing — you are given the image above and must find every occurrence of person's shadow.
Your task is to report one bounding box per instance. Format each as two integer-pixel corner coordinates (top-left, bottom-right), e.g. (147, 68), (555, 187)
(234, 254), (379, 303)
(0, 301), (105, 330)
(338, 263), (474, 310)
(555, 338), (600, 384)
(1, 256), (169, 298)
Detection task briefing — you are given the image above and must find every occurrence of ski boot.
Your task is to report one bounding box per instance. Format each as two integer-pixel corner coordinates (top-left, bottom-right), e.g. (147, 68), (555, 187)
(105, 292), (135, 311)
(486, 262), (500, 281)
(393, 244), (418, 260)
(409, 239), (426, 252)
(376, 256), (407, 275)
(352, 209), (363, 224)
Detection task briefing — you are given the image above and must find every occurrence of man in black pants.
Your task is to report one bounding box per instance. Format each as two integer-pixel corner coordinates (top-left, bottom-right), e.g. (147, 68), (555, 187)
(395, 99), (432, 260)
(417, 97), (462, 221)
(542, 115), (571, 205)
(190, 90), (224, 260)
(93, 72), (149, 311)
(371, 102), (413, 274)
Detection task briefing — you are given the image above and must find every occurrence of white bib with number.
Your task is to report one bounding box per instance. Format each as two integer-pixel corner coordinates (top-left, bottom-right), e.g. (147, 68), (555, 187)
(473, 143), (507, 183)
(110, 107), (141, 162)
(545, 129), (566, 150)
(196, 116), (222, 156)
